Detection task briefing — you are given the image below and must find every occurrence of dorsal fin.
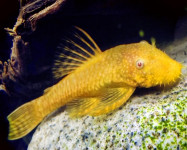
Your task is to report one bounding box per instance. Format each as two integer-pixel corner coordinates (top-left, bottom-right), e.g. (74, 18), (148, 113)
(52, 27), (102, 79)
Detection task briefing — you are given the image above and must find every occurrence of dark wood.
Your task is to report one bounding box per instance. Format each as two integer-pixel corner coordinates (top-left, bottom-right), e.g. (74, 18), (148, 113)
(0, 0), (66, 96)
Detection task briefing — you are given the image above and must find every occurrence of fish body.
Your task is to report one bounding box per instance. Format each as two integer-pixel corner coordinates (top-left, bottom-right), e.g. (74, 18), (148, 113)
(7, 27), (182, 140)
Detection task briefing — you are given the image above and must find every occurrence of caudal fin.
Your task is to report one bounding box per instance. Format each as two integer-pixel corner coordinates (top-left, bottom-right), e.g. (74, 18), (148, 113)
(7, 101), (42, 140)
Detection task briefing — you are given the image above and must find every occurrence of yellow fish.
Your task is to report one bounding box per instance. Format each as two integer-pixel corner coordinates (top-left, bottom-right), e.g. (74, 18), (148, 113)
(7, 27), (183, 140)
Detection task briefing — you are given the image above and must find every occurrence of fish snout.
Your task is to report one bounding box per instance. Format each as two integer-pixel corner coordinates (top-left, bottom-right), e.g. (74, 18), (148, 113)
(161, 60), (182, 86)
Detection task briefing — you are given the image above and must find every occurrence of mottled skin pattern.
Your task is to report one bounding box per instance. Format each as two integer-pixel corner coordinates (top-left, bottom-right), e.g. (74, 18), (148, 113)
(7, 29), (182, 140)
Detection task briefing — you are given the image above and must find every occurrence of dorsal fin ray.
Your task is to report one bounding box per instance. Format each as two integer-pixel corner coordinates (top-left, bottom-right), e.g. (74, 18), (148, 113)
(63, 46), (89, 60)
(74, 26), (102, 54)
(53, 27), (102, 79)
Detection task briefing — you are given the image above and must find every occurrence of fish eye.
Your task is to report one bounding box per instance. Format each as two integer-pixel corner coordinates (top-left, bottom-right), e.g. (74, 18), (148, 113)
(136, 59), (144, 69)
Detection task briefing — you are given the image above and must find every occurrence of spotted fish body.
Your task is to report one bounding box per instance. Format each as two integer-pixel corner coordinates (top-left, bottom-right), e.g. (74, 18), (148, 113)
(7, 27), (183, 140)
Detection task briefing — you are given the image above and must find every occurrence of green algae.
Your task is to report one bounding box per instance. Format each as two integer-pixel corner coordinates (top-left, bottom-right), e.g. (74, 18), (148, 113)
(137, 90), (187, 149)
(82, 90), (186, 149)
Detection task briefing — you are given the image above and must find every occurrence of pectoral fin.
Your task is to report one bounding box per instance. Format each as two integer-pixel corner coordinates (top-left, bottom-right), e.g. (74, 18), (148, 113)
(66, 97), (100, 117)
(89, 87), (135, 116)
(66, 86), (135, 117)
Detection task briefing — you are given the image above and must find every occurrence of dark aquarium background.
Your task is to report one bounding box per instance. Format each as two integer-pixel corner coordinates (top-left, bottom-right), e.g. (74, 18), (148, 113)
(0, 0), (187, 149)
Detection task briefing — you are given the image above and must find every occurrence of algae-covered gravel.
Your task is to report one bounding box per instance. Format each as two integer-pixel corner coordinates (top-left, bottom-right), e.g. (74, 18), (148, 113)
(28, 83), (187, 150)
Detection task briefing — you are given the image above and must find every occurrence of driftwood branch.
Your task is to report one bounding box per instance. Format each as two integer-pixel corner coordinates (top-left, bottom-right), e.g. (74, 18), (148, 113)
(0, 0), (66, 96)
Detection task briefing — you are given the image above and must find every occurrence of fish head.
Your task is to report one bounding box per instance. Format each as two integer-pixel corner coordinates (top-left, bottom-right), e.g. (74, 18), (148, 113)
(123, 41), (183, 88)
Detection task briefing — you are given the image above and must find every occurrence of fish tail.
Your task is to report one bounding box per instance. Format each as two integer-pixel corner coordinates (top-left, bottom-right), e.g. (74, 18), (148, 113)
(7, 101), (43, 140)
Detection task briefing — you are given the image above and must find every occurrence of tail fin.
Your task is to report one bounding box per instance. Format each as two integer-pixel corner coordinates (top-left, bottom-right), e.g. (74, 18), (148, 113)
(7, 101), (42, 140)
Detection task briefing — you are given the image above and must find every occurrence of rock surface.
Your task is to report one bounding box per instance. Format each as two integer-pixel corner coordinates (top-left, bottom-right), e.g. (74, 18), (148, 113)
(28, 39), (187, 150)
